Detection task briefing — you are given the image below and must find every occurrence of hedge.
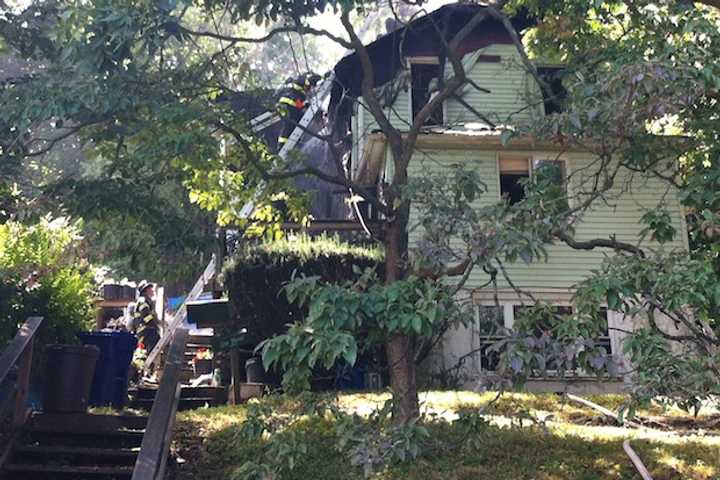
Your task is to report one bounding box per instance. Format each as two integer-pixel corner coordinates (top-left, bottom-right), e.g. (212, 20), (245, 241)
(222, 234), (383, 344)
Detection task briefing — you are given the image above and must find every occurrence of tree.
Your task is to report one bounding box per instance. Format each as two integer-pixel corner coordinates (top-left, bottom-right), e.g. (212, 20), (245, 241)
(3, 0), (720, 424)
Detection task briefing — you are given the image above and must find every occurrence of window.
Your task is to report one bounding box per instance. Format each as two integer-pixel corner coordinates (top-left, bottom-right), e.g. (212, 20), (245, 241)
(476, 302), (613, 376)
(537, 66), (567, 115)
(532, 159), (566, 185)
(476, 306), (505, 371)
(595, 308), (612, 357)
(499, 155), (530, 205)
(499, 155), (569, 206)
(513, 305), (613, 375)
(532, 158), (570, 211)
(409, 58), (444, 126)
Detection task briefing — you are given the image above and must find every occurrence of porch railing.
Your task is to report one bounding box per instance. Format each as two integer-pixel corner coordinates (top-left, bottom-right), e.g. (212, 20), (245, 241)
(132, 328), (189, 480)
(0, 316), (43, 429)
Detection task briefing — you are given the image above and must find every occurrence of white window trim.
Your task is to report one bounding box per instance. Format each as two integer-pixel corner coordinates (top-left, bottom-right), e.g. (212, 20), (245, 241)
(406, 56), (447, 127)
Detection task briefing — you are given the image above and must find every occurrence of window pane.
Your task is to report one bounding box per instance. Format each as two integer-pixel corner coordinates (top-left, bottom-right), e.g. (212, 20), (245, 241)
(532, 159), (566, 184)
(479, 342), (501, 371)
(514, 305), (571, 338)
(477, 306), (504, 371)
(478, 306), (503, 336)
(411, 62), (444, 126)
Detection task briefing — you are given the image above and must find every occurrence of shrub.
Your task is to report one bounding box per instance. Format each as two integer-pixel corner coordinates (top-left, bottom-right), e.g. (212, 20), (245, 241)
(222, 234), (383, 344)
(0, 217), (95, 373)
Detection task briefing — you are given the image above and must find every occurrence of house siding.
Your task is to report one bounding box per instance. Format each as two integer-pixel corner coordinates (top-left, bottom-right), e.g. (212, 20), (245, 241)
(407, 148), (688, 292)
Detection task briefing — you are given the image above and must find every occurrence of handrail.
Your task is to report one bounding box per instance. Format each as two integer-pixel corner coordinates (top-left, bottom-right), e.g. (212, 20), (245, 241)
(0, 316), (43, 428)
(132, 328), (189, 480)
(144, 255), (215, 371)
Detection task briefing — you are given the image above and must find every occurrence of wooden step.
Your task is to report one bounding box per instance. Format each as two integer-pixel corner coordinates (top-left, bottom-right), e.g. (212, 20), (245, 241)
(30, 413), (148, 434)
(132, 385), (225, 400)
(3, 463), (134, 478)
(11, 445), (138, 466)
(130, 396), (223, 412)
(187, 335), (213, 346)
(178, 397), (222, 410)
(25, 429), (145, 449)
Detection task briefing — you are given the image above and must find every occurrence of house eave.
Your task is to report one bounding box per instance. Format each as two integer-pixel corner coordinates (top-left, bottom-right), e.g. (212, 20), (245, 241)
(365, 131), (591, 152)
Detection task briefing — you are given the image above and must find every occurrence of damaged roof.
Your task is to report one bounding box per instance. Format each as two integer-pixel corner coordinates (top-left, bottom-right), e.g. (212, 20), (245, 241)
(332, 3), (533, 100)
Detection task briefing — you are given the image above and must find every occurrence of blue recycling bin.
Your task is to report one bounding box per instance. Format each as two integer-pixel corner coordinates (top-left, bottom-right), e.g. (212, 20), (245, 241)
(78, 331), (137, 409)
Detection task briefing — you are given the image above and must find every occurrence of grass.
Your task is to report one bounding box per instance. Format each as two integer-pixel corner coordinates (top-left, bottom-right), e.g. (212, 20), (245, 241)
(173, 391), (720, 480)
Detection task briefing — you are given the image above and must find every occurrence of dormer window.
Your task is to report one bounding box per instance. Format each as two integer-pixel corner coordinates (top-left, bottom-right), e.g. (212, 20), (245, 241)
(409, 57), (444, 126)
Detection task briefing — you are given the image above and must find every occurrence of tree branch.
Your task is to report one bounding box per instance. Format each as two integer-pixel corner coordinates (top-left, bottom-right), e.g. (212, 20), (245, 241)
(555, 230), (646, 257)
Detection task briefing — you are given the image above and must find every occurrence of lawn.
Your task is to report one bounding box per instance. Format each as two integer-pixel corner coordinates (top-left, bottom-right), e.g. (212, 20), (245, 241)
(173, 391), (720, 480)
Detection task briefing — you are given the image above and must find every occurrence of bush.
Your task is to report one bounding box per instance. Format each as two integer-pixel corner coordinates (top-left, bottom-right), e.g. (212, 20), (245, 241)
(0, 217), (95, 373)
(222, 234), (383, 343)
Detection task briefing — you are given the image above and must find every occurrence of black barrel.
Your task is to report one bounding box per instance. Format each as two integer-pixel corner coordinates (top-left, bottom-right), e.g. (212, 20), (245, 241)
(43, 344), (100, 413)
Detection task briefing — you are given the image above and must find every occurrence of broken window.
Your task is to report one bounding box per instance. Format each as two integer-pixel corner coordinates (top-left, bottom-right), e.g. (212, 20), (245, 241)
(537, 66), (567, 115)
(500, 156), (569, 206)
(499, 155), (530, 205)
(409, 58), (444, 126)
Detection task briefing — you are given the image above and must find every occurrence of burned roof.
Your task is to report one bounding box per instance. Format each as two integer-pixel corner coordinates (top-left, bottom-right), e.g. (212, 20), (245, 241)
(332, 3), (533, 100)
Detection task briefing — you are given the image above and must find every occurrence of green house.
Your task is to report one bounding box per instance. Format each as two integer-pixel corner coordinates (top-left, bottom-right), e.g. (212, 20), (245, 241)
(330, 4), (688, 393)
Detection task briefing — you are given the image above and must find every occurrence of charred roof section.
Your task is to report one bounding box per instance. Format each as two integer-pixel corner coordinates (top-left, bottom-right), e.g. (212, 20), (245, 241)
(331, 3), (533, 102)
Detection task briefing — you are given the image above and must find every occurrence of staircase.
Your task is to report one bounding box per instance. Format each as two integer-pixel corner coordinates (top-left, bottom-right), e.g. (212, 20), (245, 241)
(2, 413), (147, 479)
(129, 334), (226, 411)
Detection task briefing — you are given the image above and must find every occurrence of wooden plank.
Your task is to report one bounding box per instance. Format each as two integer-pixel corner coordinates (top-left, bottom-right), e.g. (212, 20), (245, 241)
(0, 317), (43, 386)
(14, 445), (140, 457)
(145, 257), (214, 370)
(12, 339), (32, 429)
(31, 413), (148, 433)
(4, 464), (134, 475)
(132, 328), (188, 480)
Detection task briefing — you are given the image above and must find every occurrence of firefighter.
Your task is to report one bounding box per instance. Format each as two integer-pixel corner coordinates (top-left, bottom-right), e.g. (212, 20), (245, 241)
(133, 280), (160, 355)
(276, 72), (322, 147)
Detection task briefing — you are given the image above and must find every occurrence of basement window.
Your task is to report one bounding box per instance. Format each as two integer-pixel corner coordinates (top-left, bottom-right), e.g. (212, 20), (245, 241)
(409, 58), (444, 126)
(499, 155), (530, 205)
(513, 305), (613, 375)
(476, 306), (505, 371)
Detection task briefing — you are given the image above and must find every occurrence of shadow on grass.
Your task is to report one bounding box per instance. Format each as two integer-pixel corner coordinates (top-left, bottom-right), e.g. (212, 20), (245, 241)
(172, 404), (718, 480)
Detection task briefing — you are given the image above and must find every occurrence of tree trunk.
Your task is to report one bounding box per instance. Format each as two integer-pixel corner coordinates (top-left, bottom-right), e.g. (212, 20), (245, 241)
(386, 333), (419, 423)
(384, 211), (419, 424)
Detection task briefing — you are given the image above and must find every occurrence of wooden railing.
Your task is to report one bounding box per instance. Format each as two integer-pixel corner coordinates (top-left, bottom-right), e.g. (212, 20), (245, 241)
(0, 317), (43, 429)
(132, 328), (189, 480)
(144, 256), (215, 372)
